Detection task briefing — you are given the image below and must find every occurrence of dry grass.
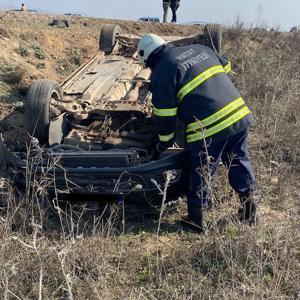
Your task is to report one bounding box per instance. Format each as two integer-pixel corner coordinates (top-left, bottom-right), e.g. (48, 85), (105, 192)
(0, 18), (300, 299)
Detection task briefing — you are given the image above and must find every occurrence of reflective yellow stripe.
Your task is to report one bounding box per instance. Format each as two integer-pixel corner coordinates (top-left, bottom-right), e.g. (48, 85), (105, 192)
(159, 132), (175, 142)
(177, 65), (225, 101)
(224, 62), (231, 73)
(153, 107), (177, 117)
(186, 97), (245, 132)
(187, 107), (250, 143)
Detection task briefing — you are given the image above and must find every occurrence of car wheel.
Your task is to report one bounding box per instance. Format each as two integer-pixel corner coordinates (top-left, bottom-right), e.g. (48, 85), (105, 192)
(26, 79), (63, 145)
(204, 23), (222, 55)
(99, 24), (121, 54)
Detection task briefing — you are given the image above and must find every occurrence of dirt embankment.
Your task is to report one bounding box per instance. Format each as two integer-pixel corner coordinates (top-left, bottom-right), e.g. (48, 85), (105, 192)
(0, 11), (201, 86)
(0, 11), (300, 300)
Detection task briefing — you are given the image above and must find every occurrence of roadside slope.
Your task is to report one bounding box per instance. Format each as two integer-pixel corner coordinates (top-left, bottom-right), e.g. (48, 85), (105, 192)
(0, 12), (299, 299)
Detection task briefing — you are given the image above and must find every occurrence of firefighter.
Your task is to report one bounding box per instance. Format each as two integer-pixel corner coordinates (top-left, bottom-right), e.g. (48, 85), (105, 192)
(137, 34), (256, 233)
(163, 0), (170, 23)
(170, 0), (180, 23)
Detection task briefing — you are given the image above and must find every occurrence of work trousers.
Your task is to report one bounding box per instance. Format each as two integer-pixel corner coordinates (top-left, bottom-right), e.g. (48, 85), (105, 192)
(171, 2), (180, 22)
(163, 2), (169, 23)
(187, 129), (255, 208)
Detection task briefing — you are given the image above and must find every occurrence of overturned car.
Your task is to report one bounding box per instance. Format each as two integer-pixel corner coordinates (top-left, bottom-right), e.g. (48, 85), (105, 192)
(0, 24), (222, 199)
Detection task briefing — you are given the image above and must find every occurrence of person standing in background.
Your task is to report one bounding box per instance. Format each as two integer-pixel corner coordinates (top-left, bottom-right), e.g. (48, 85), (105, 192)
(163, 0), (170, 23)
(170, 0), (180, 23)
(20, 3), (27, 11)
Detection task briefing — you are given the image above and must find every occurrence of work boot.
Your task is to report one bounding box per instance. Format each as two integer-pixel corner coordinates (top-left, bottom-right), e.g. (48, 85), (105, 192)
(180, 203), (205, 233)
(238, 196), (257, 225)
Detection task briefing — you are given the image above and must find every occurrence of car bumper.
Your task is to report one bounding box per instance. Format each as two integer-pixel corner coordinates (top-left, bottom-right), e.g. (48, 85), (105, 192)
(38, 150), (189, 195)
(0, 137), (189, 196)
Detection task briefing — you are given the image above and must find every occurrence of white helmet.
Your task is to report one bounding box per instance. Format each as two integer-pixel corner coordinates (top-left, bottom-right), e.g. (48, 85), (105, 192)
(137, 34), (167, 66)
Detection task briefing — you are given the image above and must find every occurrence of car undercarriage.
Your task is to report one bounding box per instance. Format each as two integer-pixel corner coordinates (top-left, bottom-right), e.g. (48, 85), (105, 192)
(0, 23), (222, 199)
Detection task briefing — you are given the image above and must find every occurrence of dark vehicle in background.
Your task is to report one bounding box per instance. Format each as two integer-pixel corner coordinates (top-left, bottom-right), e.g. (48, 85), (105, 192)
(138, 17), (160, 23)
(64, 13), (84, 17)
(290, 26), (299, 33)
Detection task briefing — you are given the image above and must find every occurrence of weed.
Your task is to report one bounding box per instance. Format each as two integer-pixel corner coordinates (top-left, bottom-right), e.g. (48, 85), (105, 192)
(15, 41), (45, 60)
(16, 43), (30, 57)
(0, 26), (11, 39)
(32, 44), (46, 60)
(69, 47), (84, 66)
(19, 31), (39, 42)
(36, 62), (46, 69)
(55, 59), (75, 76)
(0, 60), (25, 85)
(55, 47), (85, 76)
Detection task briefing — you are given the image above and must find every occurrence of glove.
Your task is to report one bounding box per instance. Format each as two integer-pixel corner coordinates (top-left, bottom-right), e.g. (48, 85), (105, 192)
(152, 143), (167, 160)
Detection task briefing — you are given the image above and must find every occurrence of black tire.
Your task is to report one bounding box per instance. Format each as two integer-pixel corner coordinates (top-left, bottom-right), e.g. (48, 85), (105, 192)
(99, 24), (121, 54)
(204, 23), (222, 55)
(25, 79), (63, 145)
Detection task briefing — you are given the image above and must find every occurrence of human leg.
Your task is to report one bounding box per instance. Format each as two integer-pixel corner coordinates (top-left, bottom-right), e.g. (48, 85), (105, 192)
(183, 140), (227, 232)
(221, 129), (256, 223)
(163, 3), (169, 23)
(170, 3), (178, 22)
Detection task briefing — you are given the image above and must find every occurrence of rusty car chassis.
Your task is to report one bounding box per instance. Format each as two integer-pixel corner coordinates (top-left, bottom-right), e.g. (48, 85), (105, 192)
(0, 24), (222, 199)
